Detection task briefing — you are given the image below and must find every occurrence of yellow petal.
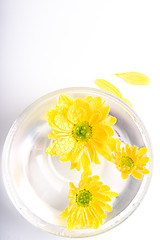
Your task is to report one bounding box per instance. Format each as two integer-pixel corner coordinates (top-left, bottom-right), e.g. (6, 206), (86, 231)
(100, 185), (110, 192)
(138, 147), (147, 156)
(94, 143), (112, 162)
(92, 125), (109, 143)
(101, 125), (115, 137)
(45, 110), (62, 130)
(87, 141), (100, 164)
(84, 208), (94, 228)
(80, 171), (89, 182)
(89, 111), (102, 125)
(102, 116), (117, 126)
(58, 94), (73, 106)
(114, 72), (151, 85)
(131, 146), (138, 155)
(88, 96), (105, 112)
(60, 201), (74, 219)
(97, 106), (111, 123)
(54, 113), (73, 130)
(48, 130), (68, 140)
(60, 141), (84, 163)
(91, 203), (106, 218)
(132, 171), (143, 179)
(137, 157), (149, 164)
(70, 160), (81, 171)
(141, 168), (150, 175)
(104, 203), (112, 212)
(83, 96), (93, 103)
(105, 191), (119, 198)
(67, 98), (90, 124)
(95, 79), (122, 98)
(95, 192), (111, 202)
(45, 137), (75, 156)
(68, 183), (77, 198)
(81, 150), (92, 175)
(121, 172), (128, 179)
(79, 209), (86, 228)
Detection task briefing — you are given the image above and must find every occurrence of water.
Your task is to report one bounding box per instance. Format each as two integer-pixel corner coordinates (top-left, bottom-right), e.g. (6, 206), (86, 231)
(3, 88), (152, 237)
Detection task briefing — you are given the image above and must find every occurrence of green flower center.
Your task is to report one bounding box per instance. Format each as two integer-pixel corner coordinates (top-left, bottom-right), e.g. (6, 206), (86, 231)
(76, 189), (92, 207)
(120, 156), (134, 169)
(72, 121), (92, 141)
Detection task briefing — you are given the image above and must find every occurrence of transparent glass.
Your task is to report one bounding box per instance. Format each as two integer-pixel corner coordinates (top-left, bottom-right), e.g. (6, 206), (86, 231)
(2, 87), (152, 238)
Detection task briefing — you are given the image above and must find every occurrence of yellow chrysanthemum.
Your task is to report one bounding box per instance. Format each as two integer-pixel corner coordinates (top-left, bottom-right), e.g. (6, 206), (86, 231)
(112, 139), (150, 179)
(61, 172), (119, 231)
(45, 94), (117, 173)
(95, 79), (132, 107)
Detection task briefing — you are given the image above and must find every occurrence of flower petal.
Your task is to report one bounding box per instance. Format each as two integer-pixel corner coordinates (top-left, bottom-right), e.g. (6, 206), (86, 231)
(102, 116), (117, 126)
(101, 125), (115, 137)
(95, 79), (122, 98)
(58, 94), (73, 106)
(104, 203), (112, 212)
(87, 141), (100, 164)
(89, 111), (102, 125)
(131, 146), (138, 155)
(132, 171), (143, 179)
(84, 208), (94, 228)
(67, 98), (90, 124)
(114, 72), (151, 85)
(138, 147), (147, 156)
(141, 168), (150, 175)
(93, 140), (113, 162)
(121, 172), (128, 179)
(92, 125), (109, 143)
(137, 157), (149, 165)
(100, 185), (110, 192)
(48, 130), (69, 140)
(54, 114), (73, 130)
(105, 191), (119, 198)
(68, 183), (77, 199)
(45, 137), (75, 156)
(91, 203), (106, 218)
(60, 141), (84, 163)
(45, 110), (62, 130)
(89, 96), (105, 112)
(81, 150), (92, 174)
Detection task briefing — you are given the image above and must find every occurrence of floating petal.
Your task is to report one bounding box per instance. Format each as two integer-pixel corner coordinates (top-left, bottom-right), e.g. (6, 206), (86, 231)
(114, 72), (151, 85)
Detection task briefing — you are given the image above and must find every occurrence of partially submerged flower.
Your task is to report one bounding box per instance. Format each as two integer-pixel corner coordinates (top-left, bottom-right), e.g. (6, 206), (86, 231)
(111, 139), (150, 179)
(61, 172), (119, 231)
(114, 72), (151, 85)
(95, 79), (132, 107)
(45, 94), (116, 173)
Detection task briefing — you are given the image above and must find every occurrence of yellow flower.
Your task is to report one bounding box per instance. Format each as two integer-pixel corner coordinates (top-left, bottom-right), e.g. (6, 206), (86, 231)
(45, 94), (117, 173)
(114, 72), (151, 85)
(95, 79), (132, 107)
(112, 139), (150, 179)
(61, 172), (119, 231)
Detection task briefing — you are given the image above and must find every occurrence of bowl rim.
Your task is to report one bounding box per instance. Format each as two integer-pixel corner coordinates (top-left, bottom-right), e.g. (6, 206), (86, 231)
(2, 87), (153, 238)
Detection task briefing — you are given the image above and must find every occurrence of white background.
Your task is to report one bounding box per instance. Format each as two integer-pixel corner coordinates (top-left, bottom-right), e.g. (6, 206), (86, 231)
(0, 0), (160, 239)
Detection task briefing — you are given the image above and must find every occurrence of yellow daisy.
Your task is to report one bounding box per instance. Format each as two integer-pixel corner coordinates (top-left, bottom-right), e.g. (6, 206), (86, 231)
(45, 94), (117, 173)
(61, 172), (119, 231)
(112, 139), (150, 179)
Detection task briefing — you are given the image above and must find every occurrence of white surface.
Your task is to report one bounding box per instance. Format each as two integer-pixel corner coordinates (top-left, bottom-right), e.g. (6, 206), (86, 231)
(0, 0), (159, 239)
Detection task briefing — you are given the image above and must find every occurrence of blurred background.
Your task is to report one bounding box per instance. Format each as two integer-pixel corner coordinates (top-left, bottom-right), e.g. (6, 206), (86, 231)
(0, 0), (159, 239)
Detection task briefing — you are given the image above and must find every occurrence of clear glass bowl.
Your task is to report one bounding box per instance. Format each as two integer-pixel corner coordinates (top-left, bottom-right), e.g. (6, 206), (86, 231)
(2, 87), (152, 238)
